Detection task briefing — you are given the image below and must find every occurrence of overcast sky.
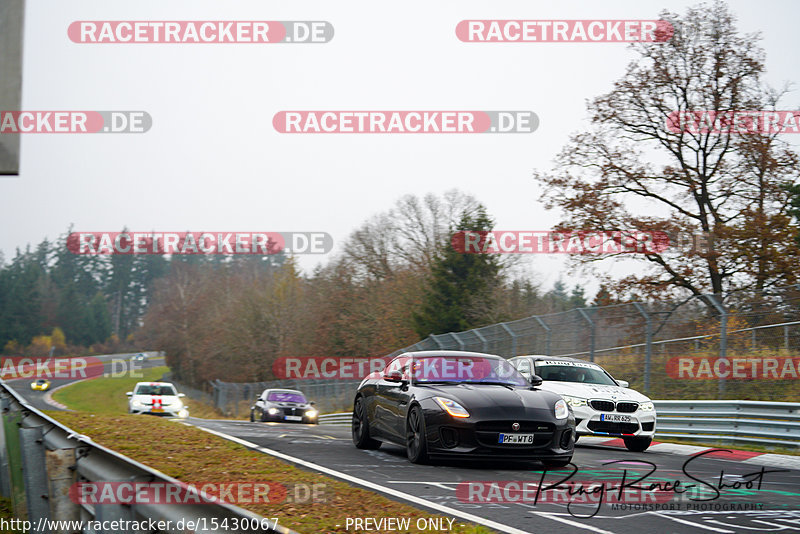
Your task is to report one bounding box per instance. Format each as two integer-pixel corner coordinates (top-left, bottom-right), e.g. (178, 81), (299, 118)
(2, 0), (799, 297)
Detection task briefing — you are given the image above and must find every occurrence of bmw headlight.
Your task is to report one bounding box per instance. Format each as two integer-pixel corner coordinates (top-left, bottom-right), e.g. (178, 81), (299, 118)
(554, 399), (569, 419)
(268, 407), (279, 415)
(305, 409), (318, 418)
(434, 397), (470, 418)
(639, 401), (655, 412)
(561, 395), (587, 408)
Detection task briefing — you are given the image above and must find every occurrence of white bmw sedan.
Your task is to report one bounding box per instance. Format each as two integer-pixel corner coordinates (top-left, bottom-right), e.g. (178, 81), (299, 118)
(509, 355), (656, 451)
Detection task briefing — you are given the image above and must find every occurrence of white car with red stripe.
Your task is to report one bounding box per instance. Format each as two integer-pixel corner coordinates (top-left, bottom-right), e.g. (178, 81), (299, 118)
(126, 382), (189, 418)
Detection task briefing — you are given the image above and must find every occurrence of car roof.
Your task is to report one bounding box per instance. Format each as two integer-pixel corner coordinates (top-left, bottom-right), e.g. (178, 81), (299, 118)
(263, 389), (304, 395)
(134, 381), (175, 387)
(395, 350), (504, 360)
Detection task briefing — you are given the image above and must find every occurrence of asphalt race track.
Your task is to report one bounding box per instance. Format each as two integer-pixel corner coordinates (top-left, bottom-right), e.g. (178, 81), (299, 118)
(5, 360), (800, 534)
(187, 418), (800, 534)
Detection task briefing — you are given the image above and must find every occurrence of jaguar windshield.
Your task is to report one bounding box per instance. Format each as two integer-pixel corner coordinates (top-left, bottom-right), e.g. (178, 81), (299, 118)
(410, 356), (529, 386)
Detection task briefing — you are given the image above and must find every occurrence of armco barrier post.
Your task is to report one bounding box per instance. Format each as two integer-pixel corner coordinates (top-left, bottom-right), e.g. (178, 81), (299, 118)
(45, 448), (81, 532)
(2, 409), (26, 517)
(0, 396), (11, 498)
(19, 426), (50, 524)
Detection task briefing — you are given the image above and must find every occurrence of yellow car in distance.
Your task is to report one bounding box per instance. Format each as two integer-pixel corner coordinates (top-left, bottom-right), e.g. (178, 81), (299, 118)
(30, 379), (51, 391)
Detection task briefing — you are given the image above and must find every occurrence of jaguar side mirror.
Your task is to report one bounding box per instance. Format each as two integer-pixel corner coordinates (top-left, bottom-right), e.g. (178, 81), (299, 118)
(385, 370), (404, 382)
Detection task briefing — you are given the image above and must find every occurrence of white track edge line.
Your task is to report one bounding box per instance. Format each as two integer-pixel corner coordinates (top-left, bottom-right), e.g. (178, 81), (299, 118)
(185, 422), (532, 534)
(532, 512), (618, 534)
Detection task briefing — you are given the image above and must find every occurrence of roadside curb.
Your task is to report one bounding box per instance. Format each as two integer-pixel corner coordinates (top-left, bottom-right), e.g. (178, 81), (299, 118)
(578, 436), (800, 469)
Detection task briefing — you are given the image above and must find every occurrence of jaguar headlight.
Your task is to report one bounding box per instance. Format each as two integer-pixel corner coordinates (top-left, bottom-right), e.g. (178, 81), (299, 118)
(554, 399), (569, 419)
(434, 397), (470, 418)
(561, 395), (587, 408)
(639, 401), (655, 412)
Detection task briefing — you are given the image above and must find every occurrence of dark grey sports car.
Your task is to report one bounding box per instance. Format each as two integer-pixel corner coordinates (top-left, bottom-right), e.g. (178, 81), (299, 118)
(351, 351), (575, 466)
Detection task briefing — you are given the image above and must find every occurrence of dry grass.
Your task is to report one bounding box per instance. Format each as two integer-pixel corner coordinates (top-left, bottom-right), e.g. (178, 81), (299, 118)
(51, 413), (491, 534)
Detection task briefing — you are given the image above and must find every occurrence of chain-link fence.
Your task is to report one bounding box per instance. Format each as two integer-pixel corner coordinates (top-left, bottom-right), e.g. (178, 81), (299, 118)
(194, 286), (800, 416)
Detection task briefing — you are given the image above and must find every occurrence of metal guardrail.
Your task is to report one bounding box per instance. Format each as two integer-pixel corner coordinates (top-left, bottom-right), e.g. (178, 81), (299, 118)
(653, 400), (800, 448)
(322, 401), (800, 448)
(318, 413), (351, 426)
(0, 381), (299, 534)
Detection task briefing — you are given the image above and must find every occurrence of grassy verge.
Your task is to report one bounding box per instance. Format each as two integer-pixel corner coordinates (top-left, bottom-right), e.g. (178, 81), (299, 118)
(48, 371), (491, 533)
(50, 365), (230, 420)
(53, 413), (490, 534)
(52, 365), (170, 414)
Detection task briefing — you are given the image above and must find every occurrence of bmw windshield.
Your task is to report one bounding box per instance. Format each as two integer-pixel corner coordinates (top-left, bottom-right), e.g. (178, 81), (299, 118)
(267, 391), (307, 403)
(534, 361), (618, 386)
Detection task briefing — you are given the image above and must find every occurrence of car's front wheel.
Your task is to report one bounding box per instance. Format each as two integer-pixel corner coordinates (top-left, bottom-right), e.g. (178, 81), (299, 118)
(249, 409), (255, 422)
(623, 436), (652, 452)
(352, 397), (381, 450)
(406, 406), (429, 464)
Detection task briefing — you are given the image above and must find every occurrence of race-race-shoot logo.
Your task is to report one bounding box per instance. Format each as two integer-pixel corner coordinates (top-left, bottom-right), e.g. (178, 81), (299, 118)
(456, 20), (673, 43)
(66, 232), (332, 255)
(68, 21), (334, 43)
(0, 111), (151, 133)
(273, 111), (538, 134)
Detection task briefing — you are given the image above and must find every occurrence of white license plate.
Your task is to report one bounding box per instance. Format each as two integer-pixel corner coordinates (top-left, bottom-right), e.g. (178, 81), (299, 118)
(285, 415), (303, 421)
(600, 414), (633, 423)
(498, 433), (536, 444)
